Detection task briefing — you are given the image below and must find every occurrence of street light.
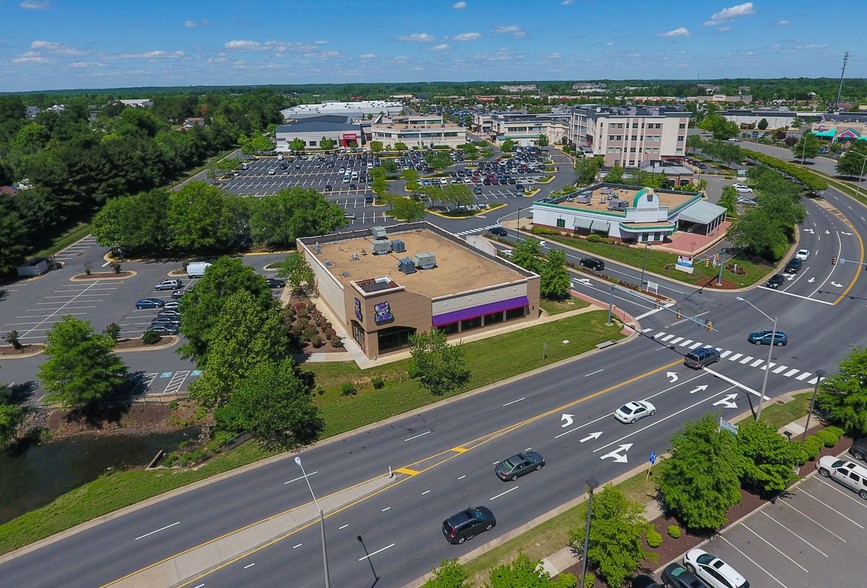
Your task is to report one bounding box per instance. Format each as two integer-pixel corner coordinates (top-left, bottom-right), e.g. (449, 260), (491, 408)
(580, 478), (599, 588)
(295, 456), (330, 588)
(801, 369), (826, 447)
(639, 243), (649, 289)
(516, 207), (522, 242)
(736, 297), (777, 421)
(849, 151), (867, 200)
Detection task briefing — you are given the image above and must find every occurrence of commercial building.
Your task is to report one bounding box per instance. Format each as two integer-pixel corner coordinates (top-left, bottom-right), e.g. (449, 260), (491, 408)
(569, 106), (690, 166)
(297, 222), (540, 360)
(719, 109), (798, 129)
(274, 114), (365, 151)
(531, 183), (725, 244)
(280, 100), (403, 120)
(472, 111), (570, 145)
(370, 115), (466, 149)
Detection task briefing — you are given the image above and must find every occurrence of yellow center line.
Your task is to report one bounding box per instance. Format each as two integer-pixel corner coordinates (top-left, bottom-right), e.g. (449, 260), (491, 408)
(109, 358), (682, 587)
(833, 214), (864, 305)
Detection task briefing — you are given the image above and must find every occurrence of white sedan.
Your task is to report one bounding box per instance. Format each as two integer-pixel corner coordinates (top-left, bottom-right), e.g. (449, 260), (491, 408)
(796, 248), (810, 260)
(614, 400), (656, 424)
(733, 183), (753, 193)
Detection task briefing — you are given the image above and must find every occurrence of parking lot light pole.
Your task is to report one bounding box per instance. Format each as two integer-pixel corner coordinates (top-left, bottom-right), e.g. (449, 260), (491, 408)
(736, 297), (776, 421)
(516, 207), (522, 242)
(295, 456), (330, 588)
(580, 478), (599, 588)
(801, 370), (826, 447)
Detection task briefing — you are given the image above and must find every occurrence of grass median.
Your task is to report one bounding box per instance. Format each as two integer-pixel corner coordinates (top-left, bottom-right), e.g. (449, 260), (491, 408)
(0, 309), (623, 556)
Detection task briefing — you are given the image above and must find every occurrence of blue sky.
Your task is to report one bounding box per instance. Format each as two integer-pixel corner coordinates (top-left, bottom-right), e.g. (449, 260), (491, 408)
(1, 0), (864, 92)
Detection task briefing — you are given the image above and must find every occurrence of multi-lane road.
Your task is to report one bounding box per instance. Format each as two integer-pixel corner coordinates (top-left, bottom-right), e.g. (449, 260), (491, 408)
(2, 148), (866, 587)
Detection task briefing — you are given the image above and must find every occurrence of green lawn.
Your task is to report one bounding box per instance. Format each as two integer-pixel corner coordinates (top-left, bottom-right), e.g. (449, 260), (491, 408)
(35, 222), (93, 258)
(539, 297), (589, 315)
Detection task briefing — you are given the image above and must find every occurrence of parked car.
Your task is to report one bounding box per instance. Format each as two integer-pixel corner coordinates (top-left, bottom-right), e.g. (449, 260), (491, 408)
(849, 438), (867, 462)
(494, 451), (545, 481)
(747, 330), (787, 346)
(816, 455), (867, 499)
(156, 310), (181, 319)
(732, 183), (752, 193)
(683, 549), (749, 588)
(783, 257), (802, 273)
(442, 506), (496, 544)
(154, 279), (182, 291)
(614, 400), (656, 424)
(324, 184), (333, 192)
(579, 257), (605, 271)
(631, 575), (664, 588)
(151, 316), (181, 326)
(265, 277), (286, 288)
(171, 288), (190, 300)
(135, 298), (165, 309)
(144, 325), (178, 336)
(662, 563), (709, 588)
(163, 301), (181, 311)
(489, 226), (508, 237)
(684, 347), (721, 369)
(766, 274), (785, 289)
(795, 248), (810, 260)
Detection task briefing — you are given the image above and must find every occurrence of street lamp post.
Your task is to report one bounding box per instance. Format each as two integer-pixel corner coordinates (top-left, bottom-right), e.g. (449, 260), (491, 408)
(295, 456), (330, 588)
(851, 151), (867, 200)
(801, 370), (826, 447)
(580, 478), (599, 588)
(736, 297), (777, 421)
(639, 243), (649, 289)
(516, 207), (522, 242)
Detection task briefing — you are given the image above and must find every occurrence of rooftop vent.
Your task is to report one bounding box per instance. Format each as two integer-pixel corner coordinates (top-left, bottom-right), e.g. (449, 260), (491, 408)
(372, 240), (392, 255)
(391, 239), (406, 253)
(608, 199), (628, 211)
(371, 226), (387, 240)
(413, 252), (437, 270)
(398, 257), (417, 275)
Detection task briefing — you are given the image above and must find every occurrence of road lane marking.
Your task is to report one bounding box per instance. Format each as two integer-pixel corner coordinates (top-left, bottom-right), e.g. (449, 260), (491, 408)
(381, 507), (391, 512)
(490, 486), (519, 501)
(339, 524), (349, 530)
(404, 430), (431, 442)
(584, 369), (604, 377)
(293, 544), (302, 549)
(284, 471), (318, 485)
(243, 563), (254, 569)
(134, 521), (180, 541)
(358, 543), (395, 561)
(502, 397), (525, 407)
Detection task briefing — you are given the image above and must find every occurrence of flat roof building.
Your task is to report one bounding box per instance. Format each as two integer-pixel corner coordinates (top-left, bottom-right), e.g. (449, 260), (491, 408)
(275, 114), (365, 151)
(370, 115), (466, 149)
(281, 100), (403, 120)
(298, 222), (540, 359)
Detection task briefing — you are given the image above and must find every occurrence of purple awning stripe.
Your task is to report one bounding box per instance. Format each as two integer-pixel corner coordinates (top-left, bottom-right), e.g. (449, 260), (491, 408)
(432, 296), (529, 327)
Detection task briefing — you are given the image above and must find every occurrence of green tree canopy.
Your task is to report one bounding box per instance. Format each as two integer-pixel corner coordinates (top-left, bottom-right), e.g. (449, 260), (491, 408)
(37, 316), (128, 410)
(817, 347), (867, 435)
(603, 165), (624, 183)
(0, 208), (29, 275)
(369, 140), (383, 153)
(249, 187), (346, 248)
(275, 252), (316, 294)
(539, 249), (571, 300)
(424, 151), (453, 171)
(699, 113), (739, 140)
(574, 156), (603, 186)
(394, 142), (408, 152)
(92, 189), (171, 255)
(0, 368), (25, 450)
(167, 182), (241, 252)
(486, 552), (576, 588)
(408, 329), (471, 396)
(718, 185), (738, 216)
(658, 413), (742, 531)
(387, 195), (427, 221)
(510, 238), (543, 274)
(423, 559), (469, 588)
(836, 145), (867, 178)
(500, 139), (516, 154)
(289, 138), (305, 152)
(734, 420), (799, 495)
(791, 131), (820, 162)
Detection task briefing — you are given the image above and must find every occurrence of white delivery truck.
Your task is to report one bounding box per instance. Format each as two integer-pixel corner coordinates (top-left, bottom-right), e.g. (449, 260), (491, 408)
(186, 261), (212, 278)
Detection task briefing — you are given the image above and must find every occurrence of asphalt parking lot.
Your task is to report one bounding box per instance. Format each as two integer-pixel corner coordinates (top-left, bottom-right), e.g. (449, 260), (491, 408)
(660, 452), (867, 587)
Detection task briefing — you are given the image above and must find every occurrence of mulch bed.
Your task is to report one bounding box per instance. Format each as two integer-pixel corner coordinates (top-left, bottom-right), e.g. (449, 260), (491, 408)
(0, 344), (43, 357)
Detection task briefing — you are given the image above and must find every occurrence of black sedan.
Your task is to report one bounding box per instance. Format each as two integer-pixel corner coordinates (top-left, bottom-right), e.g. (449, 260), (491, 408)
(661, 563), (709, 588)
(766, 274), (784, 289)
(265, 277), (286, 288)
(135, 298), (165, 309)
(494, 451), (545, 481)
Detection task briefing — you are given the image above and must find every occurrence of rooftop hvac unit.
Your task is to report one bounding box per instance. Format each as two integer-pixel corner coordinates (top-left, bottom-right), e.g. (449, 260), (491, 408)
(372, 240), (392, 255)
(371, 226), (387, 239)
(398, 257), (417, 274)
(575, 191), (592, 204)
(414, 252), (436, 270)
(608, 199), (627, 211)
(391, 239), (406, 253)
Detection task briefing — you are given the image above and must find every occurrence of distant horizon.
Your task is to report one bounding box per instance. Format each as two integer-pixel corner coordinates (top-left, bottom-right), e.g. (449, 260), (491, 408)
(3, 1), (865, 93)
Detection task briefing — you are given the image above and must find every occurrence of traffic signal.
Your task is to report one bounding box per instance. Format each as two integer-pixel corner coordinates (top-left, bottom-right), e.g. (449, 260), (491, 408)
(832, 256), (837, 265)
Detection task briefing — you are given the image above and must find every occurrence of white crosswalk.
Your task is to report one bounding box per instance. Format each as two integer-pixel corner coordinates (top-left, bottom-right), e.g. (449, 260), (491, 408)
(647, 329), (820, 384)
(454, 224), (501, 237)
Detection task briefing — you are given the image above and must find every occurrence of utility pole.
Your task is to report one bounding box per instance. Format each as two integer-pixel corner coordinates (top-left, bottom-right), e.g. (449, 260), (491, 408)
(835, 52), (849, 111)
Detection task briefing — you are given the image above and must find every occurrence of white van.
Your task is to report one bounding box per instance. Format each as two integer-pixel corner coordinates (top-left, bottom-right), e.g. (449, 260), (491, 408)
(186, 261), (212, 279)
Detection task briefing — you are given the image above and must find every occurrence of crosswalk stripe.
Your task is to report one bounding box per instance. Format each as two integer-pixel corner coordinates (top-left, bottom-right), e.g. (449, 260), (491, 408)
(740, 356), (754, 364)
(659, 334), (674, 342)
(654, 332), (668, 339)
(642, 328), (653, 333)
(729, 353), (742, 361)
(761, 362), (776, 371)
(773, 365), (788, 373)
(796, 372), (812, 381)
(784, 368), (800, 377)
(720, 350), (732, 358)
(680, 339), (693, 347)
(689, 341), (704, 349)
(750, 359), (765, 368)
(669, 337), (683, 345)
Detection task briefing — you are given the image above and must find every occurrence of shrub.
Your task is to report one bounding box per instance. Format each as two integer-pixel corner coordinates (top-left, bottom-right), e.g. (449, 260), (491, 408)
(582, 572), (596, 588)
(341, 382), (357, 396)
(302, 327), (319, 341)
(667, 525), (681, 539)
(310, 334), (324, 348)
(141, 330), (163, 345)
(372, 376), (385, 390)
(331, 338), (345, 348)
(814, 429), (839, 448)
(168, 400), (179, 410)
(645, 527), (663, 548)
(825, 426), (845, 442)
(315, 386), (326, 396)
(110, 260), (122, 274)
(586, 233), (607, 243)
(530, 226), (560, 236)
(103, 322), (121, 342)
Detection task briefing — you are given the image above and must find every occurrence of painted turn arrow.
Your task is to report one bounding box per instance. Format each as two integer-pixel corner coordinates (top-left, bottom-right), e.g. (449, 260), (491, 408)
(561, 414), (574, 428)
(600, 444), (633, 463)
(580, 432), (602, 443)
(713, 393), (739, 409)
(667, 372), (678, 383)
(689, 385), (709, 394)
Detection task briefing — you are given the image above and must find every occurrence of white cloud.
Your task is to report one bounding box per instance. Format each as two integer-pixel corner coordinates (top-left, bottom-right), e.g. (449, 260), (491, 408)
(658, 27), (689, 37)
(561, 0), (574, 4)
(359, 53), (376, 60)
(705, 2), (754, 26)
(776, 20), (790, 27)
(69, 61), (104, 69)
(492, 25), (526, 39)
(225, 40), (263, 51)
(184, 19), (210, 29)
(395, 33), (435, 42)
(452, 1), (467, 8)
(121, 50), (185, 59)
(20, 0), (50, 9)
(454, 32), (481, 41)
(432, 44), (449, 51)
(31, 40), (88, 56)
(12, 51), (49, 63)
(606, 41), (615, 46)
(548, 52), (561, 59)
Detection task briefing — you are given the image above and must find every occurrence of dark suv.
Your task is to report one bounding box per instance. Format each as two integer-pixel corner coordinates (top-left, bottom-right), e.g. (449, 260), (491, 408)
(784, 257), (802, 274)
(849, 438), (867, 462)
(442, 506), (496, 544)
(579, 257), (605, 271)
(489, 226), (508, 237)
(684, 348), (721, 369)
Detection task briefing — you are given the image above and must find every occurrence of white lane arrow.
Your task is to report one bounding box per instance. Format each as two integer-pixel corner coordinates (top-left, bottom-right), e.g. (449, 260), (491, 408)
(573, 278), (591, 286)
(825, 230), (831, 235)
(667, 372), (679, 383)
(808, 277), (815, 283)
(689, 384), (709, 394)
(600, 443), (633, 463)
(713, 393), (739, 409)
(803, 228), (814, 234)
(580, 431), (603, 443)
(561, 414), (574, 428)
(831, 281), (843, 288)
(841, 231), (852, 236)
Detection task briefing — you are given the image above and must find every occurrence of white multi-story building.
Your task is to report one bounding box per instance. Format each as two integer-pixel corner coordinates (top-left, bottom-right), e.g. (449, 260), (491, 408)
(370, 115), (466, 149)
(569, 106), (690, 167)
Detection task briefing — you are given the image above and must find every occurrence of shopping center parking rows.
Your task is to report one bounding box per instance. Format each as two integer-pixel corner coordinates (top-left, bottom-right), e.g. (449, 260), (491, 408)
(667, 458), (867, 587)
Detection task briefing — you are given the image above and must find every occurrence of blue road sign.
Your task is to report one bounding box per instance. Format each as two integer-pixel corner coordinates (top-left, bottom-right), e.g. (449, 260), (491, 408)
(649, 451), (657, 464)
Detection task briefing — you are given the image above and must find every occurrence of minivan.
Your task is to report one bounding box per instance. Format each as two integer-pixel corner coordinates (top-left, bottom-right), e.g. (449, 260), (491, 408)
(442, 506), (496, 544)
(684, 347), (721, 369)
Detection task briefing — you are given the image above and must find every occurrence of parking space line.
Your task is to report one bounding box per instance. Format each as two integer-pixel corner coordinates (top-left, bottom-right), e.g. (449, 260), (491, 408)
(759, 511), (828, 557)
(741, 523), (808, 572)
(778, 499), (847, 541)
(163, 371), (190, 394)
(717, 534), (788, 588)
(801, 485), (866, 527)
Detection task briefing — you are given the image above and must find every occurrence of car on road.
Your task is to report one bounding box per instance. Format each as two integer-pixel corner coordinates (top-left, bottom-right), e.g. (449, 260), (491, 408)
(816, 455), (867, 499)
(766, 274), (785, 289)
(631, 575), (664, 588)
(442, 506), (496, 544)
(684, 347), (720, 369)
(135, 298), (165, 309)
(683, 549), (749, 588)
(732, 183), (752, 193)
(579, 257), (605, 271)
(489, 226), (508, 237)
(849, 438), (867, 462)
(783, 257), (802, 273)
(154, 279), (182, 291)
(494, 451), (545, 481)
(747, 329), (787, 346)
(662, 563), (709, 588)
(614, 400), (656, 424)
(795, 248), (810, 260)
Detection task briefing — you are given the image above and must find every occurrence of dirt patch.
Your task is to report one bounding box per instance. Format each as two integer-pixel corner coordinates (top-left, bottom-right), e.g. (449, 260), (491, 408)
(693, 276), (740, 290)
(113, 337), (177, 351)
(44, 400), (202, 440)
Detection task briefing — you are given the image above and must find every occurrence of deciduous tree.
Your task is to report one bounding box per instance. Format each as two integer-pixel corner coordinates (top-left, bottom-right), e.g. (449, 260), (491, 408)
(249, 187), (346, 248)
(836, 145), (867, 178)
(574, 156), (603, 186)
(791, 131), (820, 162)
(167, 182), (237, 252)
(408, 329), (470, 396)
(817, 347), (867, 435)
(510, 238), (543, 274)
(423, 559), (469, 588)
(487, 552), (576, 588)
(387, 195), (427, 222)
(275, 252), (316, 294)
(735, 420), (799, 494)
(540, 249), (571, 300)
(0, 208), (29, 276)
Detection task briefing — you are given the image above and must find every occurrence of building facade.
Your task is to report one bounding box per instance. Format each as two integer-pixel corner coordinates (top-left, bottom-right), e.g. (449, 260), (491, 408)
(275, 115), (365, 151)
(370, 115), (466, 148)
(298, 222), (540, 360)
